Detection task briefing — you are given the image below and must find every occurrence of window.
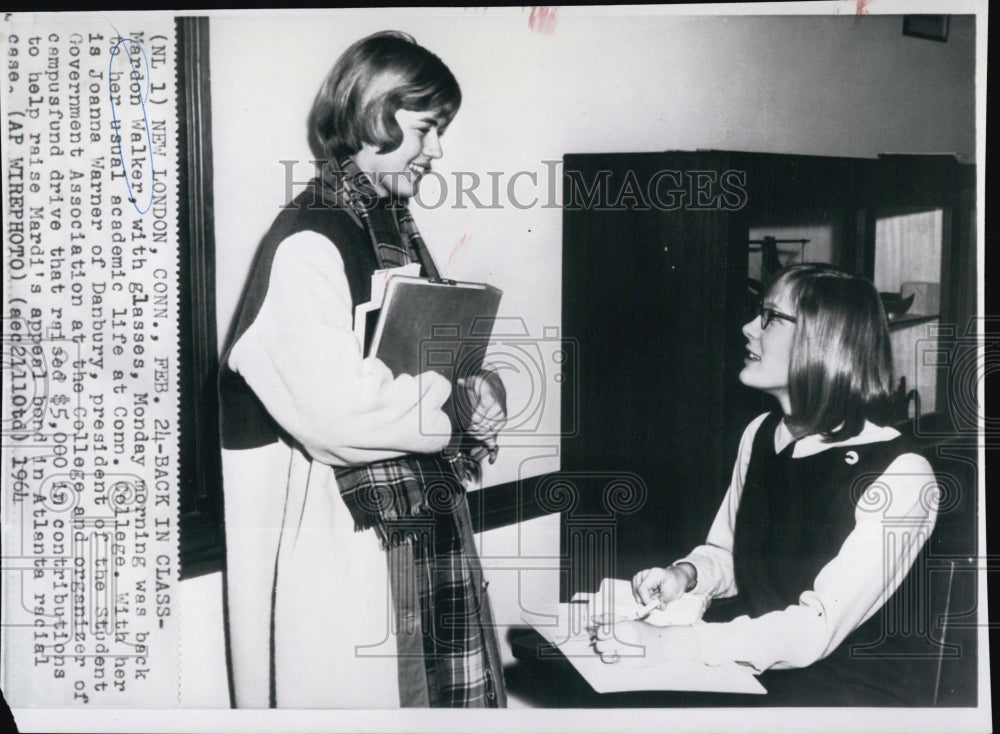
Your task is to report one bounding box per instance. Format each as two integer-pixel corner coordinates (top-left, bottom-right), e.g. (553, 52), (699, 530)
(874, 208), (946, 417)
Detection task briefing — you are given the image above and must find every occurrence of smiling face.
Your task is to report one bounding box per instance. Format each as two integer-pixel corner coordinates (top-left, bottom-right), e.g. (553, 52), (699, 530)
(740, 284), (798, 414)
(350, 109), (444, 199)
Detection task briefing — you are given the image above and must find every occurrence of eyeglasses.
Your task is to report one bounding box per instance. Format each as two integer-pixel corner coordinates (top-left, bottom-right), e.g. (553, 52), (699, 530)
(758, 303), (797, 329)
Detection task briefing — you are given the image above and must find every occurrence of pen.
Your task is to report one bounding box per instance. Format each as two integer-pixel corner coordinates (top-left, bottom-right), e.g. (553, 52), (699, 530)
(632, 600), (660, 621)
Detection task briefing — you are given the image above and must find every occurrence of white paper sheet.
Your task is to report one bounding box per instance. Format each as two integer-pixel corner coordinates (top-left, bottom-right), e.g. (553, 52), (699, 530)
(522, 604), (766, 695)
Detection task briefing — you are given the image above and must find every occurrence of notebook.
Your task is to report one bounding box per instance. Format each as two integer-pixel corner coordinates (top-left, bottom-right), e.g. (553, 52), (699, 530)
(362, 274), (503, 430)
(522, 602), (766, 694)
(521, 578), (765, 694)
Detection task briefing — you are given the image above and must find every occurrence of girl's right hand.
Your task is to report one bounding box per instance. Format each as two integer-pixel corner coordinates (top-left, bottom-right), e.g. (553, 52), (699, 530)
(632, 566), (691, 608)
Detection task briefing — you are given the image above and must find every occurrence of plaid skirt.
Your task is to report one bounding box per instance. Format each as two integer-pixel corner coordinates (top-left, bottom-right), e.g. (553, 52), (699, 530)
(336, 454), (506, 707)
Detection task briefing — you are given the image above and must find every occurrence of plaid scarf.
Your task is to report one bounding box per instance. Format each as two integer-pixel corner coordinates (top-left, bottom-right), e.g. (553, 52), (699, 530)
(318, 157), (505, 708)
(317, 157), (440, 276)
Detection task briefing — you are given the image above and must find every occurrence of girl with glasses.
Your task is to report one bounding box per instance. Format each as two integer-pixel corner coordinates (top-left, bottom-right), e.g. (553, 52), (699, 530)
(595, 263), (939, 705)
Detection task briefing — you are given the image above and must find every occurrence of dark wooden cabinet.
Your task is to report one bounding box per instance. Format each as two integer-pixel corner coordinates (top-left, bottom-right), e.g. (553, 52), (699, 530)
(561, 151), (763, 595)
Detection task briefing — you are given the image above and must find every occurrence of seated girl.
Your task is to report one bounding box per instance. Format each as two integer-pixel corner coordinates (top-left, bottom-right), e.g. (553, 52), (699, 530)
(594, 263), (939, 706)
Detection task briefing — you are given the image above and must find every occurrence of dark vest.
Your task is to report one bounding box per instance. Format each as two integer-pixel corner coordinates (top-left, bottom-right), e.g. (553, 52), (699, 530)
(218, 183), (380, 450)
(708, 412), (941, 705)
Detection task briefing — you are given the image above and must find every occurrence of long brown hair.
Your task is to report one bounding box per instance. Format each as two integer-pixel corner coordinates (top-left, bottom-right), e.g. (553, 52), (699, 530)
(765, 264), (894, 440)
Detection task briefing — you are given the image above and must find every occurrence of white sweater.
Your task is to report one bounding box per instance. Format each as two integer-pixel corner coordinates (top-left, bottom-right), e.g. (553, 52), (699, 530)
(679, 413), (938, 672)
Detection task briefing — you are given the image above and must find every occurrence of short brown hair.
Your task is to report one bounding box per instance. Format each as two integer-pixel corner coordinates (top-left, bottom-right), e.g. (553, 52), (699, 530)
(308, 31), (461, 161)
(765, 264), (894, 441)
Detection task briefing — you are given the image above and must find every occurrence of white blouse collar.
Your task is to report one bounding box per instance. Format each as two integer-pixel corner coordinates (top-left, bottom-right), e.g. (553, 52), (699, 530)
(774, 418), (901, 458)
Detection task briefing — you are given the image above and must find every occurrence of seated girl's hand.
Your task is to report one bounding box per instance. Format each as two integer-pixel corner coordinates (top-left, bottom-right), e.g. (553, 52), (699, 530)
(591, 619), (699, 665)
(632, 566), (691, 607)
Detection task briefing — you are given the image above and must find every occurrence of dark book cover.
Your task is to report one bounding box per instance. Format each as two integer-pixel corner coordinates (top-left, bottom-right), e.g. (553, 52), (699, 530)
(369, 276), (503, 430)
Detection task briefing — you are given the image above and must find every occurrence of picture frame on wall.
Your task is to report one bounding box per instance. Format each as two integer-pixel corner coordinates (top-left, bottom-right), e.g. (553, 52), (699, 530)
(903, 14), (951, 42)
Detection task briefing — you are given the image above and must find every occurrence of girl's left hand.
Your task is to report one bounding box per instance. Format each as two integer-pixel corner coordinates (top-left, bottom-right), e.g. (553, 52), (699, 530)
(591, 619), (700, 665)
(457, 369), (507, 462)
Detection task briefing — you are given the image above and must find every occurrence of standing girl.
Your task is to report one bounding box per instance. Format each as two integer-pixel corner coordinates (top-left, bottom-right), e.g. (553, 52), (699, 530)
(219, 31), (506, 708)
